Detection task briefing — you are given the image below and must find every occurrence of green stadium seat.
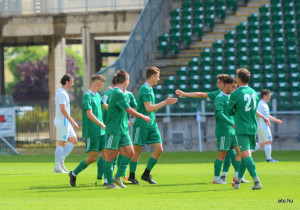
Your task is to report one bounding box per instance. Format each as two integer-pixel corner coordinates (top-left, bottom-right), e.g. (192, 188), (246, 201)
(181, 15), (193, 25)
(154, 85), (163, 94)
(224, 30), (235, 40)
(260, 21), (272, 31)
(227, 0), (237, 11)
(170, 16), (181, 26)
(278, 100), (290, 111)
(262, 45), (272, 55)
(291, 91), (300, 100)
(190, 84), (200, 92)
(290, 82), (300, 91)
(201, 74), (213, 84)
(261, 37), (272, 48)
(236, 29), (247, 40)
(201, 48), (212, 58)
(165, 84), (176, 94)
(248, 29), (259, 39)
(157, 41), (168, 55)
(193, 7), (203, 17)
(158, 33), (168, 42)
(286, 37), (297, 48)
(188, 102), (198, 113)
(259, 4), (270, 15)
(212, 39), (224, 50)
(274, 46), (285, 57)
(189, 57), (200, 67)
(225, 65), (236, 75)
(181, 32), (192, 46)
(202, 84), (213, 92)
(225, 47), (235, 57)
(169, 32), (181, 44)
(262, 55), (274, 65)
(181, 24), (192, 34)
(165, 75), (176, 85)
(170, 44), (179, 55)
(248, 21), (259, 31)
(193, 23), (204, 37)
(169, 24), (181, 34)
(213, 48), (224, 57)
(178, 84), (188, 92)
(155, 94), (164, 103)
(237, 47), (248, 57)
(278, 91), (290, 101)
(278, 82), (289, 92)
(190, 75), (200, 84)
(176, 66), (188, 76)
(204, 14), (215, 28)
(224, 39), (235, 48)
(214, 56), (224, 66)
(170, 8), (180, 19)
(263, 64), (274, 73)
(287, 54), (299, 64)
(181, 8), (193, 17)
(177, 75), (188, 85)
(249, 47), (260, 57)
(248, 13), (259, 25)
(290, 72), (300, 82)
(188, 66), (200, 76)
(264, 73), (275, 83)
(249, 55), (261, 66)
(252, 82), (262, 90)
(226, 56), (236, 66)
(283, 11), (295, 22)
(201, 65), (212, 75)
(275, 64), (287, 73)
(238, 55), (248, 66)
(236, 39), (247, 48)
(249, 38), (259, 48)
(175, 102), (187, 113)
(287, 63), (298, 73)
(213, 65), (224, 75)
(286, 46), (298, 56)
(276, 73), (288, 83)
(275, 54), (286, 65)
(252, 74), (262, 83)
(291, 101), (300, 111)
(260, 12), (271, 23)
(250, 64), (261, 74)
(264, 82), (276, 91)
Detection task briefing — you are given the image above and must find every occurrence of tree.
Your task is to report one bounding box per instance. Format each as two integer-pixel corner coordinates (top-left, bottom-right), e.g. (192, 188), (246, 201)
(12, 56), (80, 102)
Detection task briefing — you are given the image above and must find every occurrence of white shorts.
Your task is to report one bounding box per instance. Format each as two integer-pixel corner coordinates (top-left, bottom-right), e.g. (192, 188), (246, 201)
(257, 125), (272, 143)
(55, 125), (76, 141)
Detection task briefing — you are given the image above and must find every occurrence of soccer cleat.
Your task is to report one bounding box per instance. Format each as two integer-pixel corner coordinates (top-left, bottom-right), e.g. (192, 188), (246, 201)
(60, 162), (69, 173)
(233, 181), (240, 189)
(128, 177), (141, 185)
(107, 183), (120, 189)
(141, 174), (157, 184)
(103, 183), (108, 187)
(267, 158), (279, 163)
(122, 176), (132, 184)
(95, 179), (104, 186)
(69, 171), (76, 187)
(250, 181), (262, 190)
(241, 177), (250, 183)
(213, 177), (226, 184)
(220, 176), (226, 182)
(53, 166), (64, 173)
(113, 177), (127, 188)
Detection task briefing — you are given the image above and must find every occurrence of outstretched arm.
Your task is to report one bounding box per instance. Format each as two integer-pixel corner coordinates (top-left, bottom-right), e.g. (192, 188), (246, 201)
(144, 95), (178, 113)
(269, 115), (282, 124)
(175, 89), (208, 98)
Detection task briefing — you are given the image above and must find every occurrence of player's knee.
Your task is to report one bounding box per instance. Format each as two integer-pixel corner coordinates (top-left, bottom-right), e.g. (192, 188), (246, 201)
(155, 146), (163, 155)
(126, 150), (134, 159)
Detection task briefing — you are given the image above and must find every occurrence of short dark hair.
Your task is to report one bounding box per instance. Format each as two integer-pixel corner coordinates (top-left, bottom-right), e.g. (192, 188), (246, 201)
(223, 76), (236, 84)
(112, 74), (117, 86)
(236, 68), (251, 84)
(146, 66), (160, 79)
(261, 89), (271, 98)
(92, 74), (106, 82)
(114, 69), (129, 84)
(217, 74), (229, 82)
(60, 74), (74, 85)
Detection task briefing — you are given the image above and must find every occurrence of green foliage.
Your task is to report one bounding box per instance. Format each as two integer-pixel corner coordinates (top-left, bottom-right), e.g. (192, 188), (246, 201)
(0, 151), (299, 209)
(5, 46), (48, 93)
(66, 46), (83, 77)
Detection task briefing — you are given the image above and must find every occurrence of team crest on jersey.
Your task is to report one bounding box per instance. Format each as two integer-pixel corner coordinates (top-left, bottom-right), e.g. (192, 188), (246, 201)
(63, 135), (67, 140)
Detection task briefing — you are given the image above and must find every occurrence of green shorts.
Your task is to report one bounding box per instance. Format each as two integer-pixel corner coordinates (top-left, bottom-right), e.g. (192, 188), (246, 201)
(85, 135), (105, 153)
(105, 133), (132, 150)
(132, 126), (162, 146)
(236, 135), (256, 152)
(216, 135), (238, 151)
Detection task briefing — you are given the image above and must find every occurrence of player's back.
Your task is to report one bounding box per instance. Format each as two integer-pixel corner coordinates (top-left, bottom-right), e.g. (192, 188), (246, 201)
(229, 86), (259, 135)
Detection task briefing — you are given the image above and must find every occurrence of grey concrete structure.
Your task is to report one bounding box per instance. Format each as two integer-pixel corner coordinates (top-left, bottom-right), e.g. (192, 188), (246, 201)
(0, 10), (140, 140)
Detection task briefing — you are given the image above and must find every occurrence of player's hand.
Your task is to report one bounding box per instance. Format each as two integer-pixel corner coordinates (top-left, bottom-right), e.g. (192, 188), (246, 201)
(275, 119), (282, 124)
(101, 125), (106, 130)
(144, 116), (151, 123)
(175, 89), (185, 98)
(72, 122), (79, 130)
(263, 117), (271, 127)
(128, 120), (131, 127)
(165, 95), (178, 105)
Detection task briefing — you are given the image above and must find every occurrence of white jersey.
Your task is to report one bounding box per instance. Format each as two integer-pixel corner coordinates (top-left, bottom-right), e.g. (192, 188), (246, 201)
(257, 99), (269, 128)
(54, 88), (70, 126)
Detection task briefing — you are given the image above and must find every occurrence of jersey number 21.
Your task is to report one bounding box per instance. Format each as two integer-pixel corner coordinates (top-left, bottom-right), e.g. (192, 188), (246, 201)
(244, 93), (257, 112)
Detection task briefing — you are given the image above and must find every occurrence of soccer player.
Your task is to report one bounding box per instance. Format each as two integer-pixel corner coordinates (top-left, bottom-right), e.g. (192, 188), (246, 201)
(69, 74), (107, 187)
(175, 74), (243, 182)
(254, 89), (282, 162)
(54, 74), (79, 173)
(104, 70), (151, 189)
(229, 68), (270, 190)
(213, 76), (242, 184)
(129, 66), (178, 184)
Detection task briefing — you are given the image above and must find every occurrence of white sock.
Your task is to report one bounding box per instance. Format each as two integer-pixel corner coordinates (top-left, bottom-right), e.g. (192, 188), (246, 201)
(63, 143), (75, 160)
(255, 142), (261, 150)
(104, 178), (107, 184)
(55, 146), (64, 167)
(214, 176), (220, 180)
(264, 144), (272, 160)
(221, 172), (227, 177)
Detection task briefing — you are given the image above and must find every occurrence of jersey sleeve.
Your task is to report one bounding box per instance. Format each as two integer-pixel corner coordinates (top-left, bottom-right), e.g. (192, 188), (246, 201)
(142, 89), (152, 103)
(228, 93), (237, 116)
(57, 92), (67, 105)
(82, 94), (92, 110)
(116, 92), (130, 110)
(130, 93), (137, 108)
(207, 90), (219, 101)
(216, 111), (234, 126)
(214, 97), (224, 112)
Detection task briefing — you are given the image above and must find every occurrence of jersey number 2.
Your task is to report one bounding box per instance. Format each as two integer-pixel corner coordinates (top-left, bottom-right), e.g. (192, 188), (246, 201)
(244, 93), (257, 112)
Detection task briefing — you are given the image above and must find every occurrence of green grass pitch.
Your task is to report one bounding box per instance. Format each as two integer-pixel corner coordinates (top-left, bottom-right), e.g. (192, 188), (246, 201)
(0, 151), (299, 209)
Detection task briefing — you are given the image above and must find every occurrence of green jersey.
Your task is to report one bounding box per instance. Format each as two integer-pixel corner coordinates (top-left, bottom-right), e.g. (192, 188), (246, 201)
(214, 92), (235, 137)
(82, 90), (105, 137)
(125, 91), (137, 108)
(103, 88), (113, 124)
(207, 90), (221, 101)
(106, 87), (130, 135)
(133, 83), (157, 128)
(228, 86), (259, 135)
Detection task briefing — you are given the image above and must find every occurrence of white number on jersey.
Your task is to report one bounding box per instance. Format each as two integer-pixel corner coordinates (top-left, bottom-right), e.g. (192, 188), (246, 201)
(244, 93), (257, 112)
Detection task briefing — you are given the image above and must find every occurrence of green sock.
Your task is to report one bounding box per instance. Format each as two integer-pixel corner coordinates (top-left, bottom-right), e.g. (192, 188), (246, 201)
(238, 158), (247, 179)
(233, 160), (241, 172)
(146, 156), (158, 171)
(73, 160), (89, 176)
(112, 157), (117, 170)
(244, 156), (258, 178)
(130, 161), (138, 173)
(214, 158), (223, 176)
(115, 156), (131, 178)
(222, 153), (231, 173)
(97, 157), (105, 179)
(105, 160), (114, 184)
(229, 149), (236, 167)
(117, 155), (126, 176)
